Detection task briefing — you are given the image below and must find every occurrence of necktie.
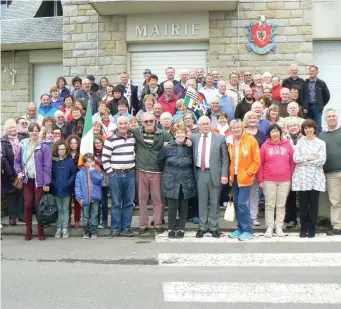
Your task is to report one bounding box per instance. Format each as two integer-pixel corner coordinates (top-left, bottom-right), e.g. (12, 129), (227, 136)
(200, 134), (208, 171)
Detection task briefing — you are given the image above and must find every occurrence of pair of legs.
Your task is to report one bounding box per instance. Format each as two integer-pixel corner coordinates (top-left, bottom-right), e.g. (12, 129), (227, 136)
(69, 186), (81, 227)
(298, 190), (320, 237)
(7, 189), (24, 224)
(82, 201), (99, 236)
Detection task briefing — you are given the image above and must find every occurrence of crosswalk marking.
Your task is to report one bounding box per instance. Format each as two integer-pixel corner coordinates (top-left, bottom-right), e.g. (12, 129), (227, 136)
(159, 253), (341, 267)
(163, 282), (341, 304)
(156, 231), (341, 243)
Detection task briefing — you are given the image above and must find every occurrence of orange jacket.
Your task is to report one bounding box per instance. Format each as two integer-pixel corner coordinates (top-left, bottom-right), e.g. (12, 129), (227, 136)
(228, 131), (261, 187)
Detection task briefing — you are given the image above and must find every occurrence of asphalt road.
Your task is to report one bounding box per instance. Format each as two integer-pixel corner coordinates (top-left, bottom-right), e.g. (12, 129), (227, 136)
(2, 234), (341, 309)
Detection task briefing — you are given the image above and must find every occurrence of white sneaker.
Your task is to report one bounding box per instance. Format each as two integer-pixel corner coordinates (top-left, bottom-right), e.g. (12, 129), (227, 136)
(55, 229), (62, 238)
(62, 229), (69, 239)
(223, 202), (228, 208)
(275, 228), (285, 237)
(253, 219), (260, 226)
(264, 228), (273, 238)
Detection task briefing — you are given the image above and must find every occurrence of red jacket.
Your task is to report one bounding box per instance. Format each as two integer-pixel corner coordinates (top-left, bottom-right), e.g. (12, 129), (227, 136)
(272, 84), (282, 102)
(157, 93), (178, 116)
(257, 138), (295, 184)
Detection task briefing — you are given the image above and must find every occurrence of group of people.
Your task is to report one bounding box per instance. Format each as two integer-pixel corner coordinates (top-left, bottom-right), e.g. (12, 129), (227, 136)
(1, 64), (340, 242)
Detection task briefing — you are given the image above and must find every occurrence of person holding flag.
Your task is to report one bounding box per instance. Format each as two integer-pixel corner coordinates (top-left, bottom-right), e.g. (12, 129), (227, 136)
(184, 86), (209, 119)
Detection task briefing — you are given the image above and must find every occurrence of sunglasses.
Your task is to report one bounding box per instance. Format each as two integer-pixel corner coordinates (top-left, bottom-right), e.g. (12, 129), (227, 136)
(143, 119), (154, 124)
(244, 74), (252, 77)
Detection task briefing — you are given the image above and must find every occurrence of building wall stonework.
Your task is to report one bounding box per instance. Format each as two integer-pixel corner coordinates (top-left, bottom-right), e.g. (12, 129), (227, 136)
(1, 51), (31, 125)
(209, 0), (313, 79)
(63, 3), (127, 85)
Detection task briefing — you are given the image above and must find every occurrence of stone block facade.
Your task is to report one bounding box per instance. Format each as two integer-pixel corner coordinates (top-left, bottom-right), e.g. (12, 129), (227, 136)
(209, 0), (312, 79)
(62, 3), (127, 85)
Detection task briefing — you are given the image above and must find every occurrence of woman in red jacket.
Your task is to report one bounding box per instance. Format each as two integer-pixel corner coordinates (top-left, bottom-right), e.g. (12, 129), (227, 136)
(258, 123), (295, 238)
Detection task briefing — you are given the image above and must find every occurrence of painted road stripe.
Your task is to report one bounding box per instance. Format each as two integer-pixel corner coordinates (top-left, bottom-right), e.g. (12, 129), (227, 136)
(159, 253), (341, 267)
(163, 282), (341, 303)
(156, 231), (341, 243)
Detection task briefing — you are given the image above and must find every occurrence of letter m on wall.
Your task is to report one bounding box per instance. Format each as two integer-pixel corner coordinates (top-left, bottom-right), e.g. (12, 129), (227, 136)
(136, 25), (146, 37)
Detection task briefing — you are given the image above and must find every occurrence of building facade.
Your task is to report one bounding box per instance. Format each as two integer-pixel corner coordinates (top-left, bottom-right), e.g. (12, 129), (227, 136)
(1, 0), (341, 125)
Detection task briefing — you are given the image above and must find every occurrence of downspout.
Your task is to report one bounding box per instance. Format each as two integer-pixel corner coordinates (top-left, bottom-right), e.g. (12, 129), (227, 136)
(237, 3), (240, 73)
(96, 11), (99, 66)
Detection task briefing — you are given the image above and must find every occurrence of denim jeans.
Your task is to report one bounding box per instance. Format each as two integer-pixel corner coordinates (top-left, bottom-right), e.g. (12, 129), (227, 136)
(83, 201), (99, 235)
(233, 177), (252, 233)
(307, 103), (322, 135)
(55, 196), (71, 230)
(99, 187), (109, 225)
(109, 169), (136, 232)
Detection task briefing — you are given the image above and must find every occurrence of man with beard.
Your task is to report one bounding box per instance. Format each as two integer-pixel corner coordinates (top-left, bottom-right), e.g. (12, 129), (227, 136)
(16, 117), (29, 140)
(234, 87), (255, 120)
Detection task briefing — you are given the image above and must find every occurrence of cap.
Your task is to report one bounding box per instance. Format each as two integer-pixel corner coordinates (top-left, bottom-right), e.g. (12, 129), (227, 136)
(87, 74), (95, 81)
(143, 69), (152, 75)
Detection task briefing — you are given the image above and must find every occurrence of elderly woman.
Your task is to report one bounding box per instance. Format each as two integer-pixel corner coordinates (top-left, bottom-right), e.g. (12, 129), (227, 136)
(252, 74), (264, 101)
(172, 99), (188, 124)
(262, 72), (272, 91)
(266, 104), (282, 124)
(207, 97), (220, 128)
(157, 123), (197, 238)
(283, 117), (304, 228)
(38, 93), (57, 118)
(54, 110), (67, 137)
(292, 119), (326, 238)
(211, 111), (230, 138)
(251, 101), (270, 135)
(65, 106), (85, 138)
(258, 124), (295, 237)
(135, 94), (155, 125)
(228, 119), (261, 241)
(15, 122), (52, 241)
(243, 110), (266, 226)
(184, 112), (199, 134)
(157, 81), (178, 116)
(56, 76), (70, 98)
(1, 119), (25, 225)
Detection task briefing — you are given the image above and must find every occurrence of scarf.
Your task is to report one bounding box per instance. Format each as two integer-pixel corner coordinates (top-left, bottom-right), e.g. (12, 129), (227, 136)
(289, 132), (301, 145)
(149, 86), (159, 97)
(101, 119), (110, 127)
(165, 93), (172, 102)
(217, 123), (230, 135)
(8, 135), (20, 158)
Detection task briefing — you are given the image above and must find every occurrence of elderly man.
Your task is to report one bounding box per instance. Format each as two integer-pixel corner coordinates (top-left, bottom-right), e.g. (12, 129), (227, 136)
(226, 72), (243, 107)
(243, 71), (254, 88)
(16, 117), (29, 140)
(201, 74), (218, 104)
(320, 109), (341, 236)
(118, 72), (139, 115)
(174, 69), (188, 98)
(252, 74), (264, 101)
(87, 74), (99, 93)
(179, 79), (197, 99)
(130, 112), (173, 234)
(234, 87), (255, 120)
(218, 80), (235, 121)
(192, 116), (229, 238)
(282, 64), (307, 106)
(283, 102), (305, 128)
(251, 101), (270, 135)
(23, 103), (43, 126)
(304, 65), (330, 135)
(75, 78), (100, 115)
(278, 87), (292, 118)
(102, 116), (137, 238)
(54, 110), (68, 137)
(211, 70), (220, 88)
(157, 81), (178, 116)
(160, 112), (172, 133)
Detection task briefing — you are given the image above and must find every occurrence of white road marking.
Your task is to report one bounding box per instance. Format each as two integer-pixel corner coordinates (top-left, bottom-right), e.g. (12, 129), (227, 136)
(156, 231), (341, 243)
(159, 253), (341, 267)
(163, 282), (341, 303)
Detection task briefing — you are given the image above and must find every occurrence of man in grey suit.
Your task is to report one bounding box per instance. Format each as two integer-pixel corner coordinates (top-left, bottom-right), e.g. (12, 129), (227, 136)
(192, 116), (229, 238)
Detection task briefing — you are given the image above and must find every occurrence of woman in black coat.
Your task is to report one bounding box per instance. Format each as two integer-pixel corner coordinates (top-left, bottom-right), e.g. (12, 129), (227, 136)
(1, 119), (24, 225)
(157, 123), (197, 239)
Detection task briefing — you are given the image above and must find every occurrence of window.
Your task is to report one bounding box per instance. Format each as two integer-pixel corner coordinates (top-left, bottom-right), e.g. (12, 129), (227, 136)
(35, 0), (62, 18)
(1, 0), (12, 18)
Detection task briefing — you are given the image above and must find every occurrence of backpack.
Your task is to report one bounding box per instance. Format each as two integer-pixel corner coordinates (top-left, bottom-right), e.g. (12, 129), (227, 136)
(36, 194), (58, 225)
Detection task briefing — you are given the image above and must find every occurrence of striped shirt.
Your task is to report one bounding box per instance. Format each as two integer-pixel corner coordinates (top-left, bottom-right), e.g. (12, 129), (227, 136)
(143, 131), (155, 147)
(102, 132), (136, 174)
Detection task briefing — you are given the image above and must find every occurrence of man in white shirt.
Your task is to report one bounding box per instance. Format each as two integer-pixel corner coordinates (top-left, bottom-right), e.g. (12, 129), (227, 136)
(200, 74), (218, 105)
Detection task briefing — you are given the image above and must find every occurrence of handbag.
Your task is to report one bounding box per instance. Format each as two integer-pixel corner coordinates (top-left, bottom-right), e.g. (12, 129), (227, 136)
(12, 147), (35, 190)
(224, 188), (235, 222)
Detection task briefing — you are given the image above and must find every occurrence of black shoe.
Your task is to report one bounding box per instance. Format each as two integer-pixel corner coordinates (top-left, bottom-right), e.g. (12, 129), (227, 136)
(307, 230), (315, 238)
(162, 219), (165, 224)
(210, 230), (220, 238)
(196, 230), (206, 238)
(123, 230), (134, 237)
(108, 231), (120, 238)
(176, 231), (184, 239)
(151, 221), (154, 226)
(168, 230), (176, 238)
(155, 227), (165, 235)
(138, 227), (148, 235)
(299, 230), (307, 238)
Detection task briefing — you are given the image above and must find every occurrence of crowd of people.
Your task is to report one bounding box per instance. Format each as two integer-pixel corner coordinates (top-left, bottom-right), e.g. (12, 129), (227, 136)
(1, 64), (340, 242)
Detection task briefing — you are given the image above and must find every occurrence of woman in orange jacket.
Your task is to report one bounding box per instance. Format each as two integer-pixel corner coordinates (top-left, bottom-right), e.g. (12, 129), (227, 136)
(227, 119), (261, 241)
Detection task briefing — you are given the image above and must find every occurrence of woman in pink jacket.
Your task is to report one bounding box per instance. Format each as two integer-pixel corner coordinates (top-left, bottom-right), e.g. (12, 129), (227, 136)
(258, 124), (295, 238)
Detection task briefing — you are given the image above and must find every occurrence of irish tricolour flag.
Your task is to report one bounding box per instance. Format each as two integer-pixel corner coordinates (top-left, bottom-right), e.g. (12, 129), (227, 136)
(78, 102), (93, 168)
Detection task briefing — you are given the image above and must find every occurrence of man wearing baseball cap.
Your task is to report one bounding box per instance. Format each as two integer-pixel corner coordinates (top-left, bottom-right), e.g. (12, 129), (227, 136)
(138, 69), (152, 100)
(87, 74), (99, 93)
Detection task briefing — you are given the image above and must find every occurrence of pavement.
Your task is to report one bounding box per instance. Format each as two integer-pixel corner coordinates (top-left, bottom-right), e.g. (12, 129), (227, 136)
(2, 227), (341, 309)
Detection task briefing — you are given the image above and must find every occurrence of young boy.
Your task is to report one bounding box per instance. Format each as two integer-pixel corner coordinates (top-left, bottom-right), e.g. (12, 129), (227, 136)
(75, 153), (104, 239)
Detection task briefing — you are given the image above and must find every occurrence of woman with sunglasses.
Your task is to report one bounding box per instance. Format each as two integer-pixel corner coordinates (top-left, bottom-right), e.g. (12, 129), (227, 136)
(258, 124), (295, 238)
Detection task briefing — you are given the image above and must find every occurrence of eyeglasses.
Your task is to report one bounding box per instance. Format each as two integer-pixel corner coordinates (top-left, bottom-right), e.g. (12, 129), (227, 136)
(58, 148), (66, 151)
(57, 116), (64, 118)
(244, 74), (252, 77)
(143, 119), (154, 124)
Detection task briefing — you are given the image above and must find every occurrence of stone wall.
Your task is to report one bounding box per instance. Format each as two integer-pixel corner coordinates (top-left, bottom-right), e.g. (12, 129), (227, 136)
(1, 51), (31, 125)
(209, 0), (313, 79)
(62, 3), (127, 85)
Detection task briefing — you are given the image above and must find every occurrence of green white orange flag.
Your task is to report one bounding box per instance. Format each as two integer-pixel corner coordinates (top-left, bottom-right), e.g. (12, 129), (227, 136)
(78, 102), (93, 168)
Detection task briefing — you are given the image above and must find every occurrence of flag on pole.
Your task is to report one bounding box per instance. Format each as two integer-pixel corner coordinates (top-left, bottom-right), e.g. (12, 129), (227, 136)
(184, 87), (209, 117)
(78, 102), (93, 168)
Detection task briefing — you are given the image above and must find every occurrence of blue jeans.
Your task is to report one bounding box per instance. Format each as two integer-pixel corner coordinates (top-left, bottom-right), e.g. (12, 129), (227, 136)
(83, 201), (99, 235)
(55, 196), (70, 230)
(109, 169), (136, 232)
(233, 177), (252, 233)
(307, 103), (322, 135)
(99, 187), (109, 224)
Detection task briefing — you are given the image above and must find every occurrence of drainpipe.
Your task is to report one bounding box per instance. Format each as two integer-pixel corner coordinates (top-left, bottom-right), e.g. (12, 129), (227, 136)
(96, 11), (99, 66)
(237, 3), (240, 73)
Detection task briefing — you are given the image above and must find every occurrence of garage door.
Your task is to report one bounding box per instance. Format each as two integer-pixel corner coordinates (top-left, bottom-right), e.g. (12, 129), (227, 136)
(129, 43), (208, 87)
(313, 41), (341, 119)
(33, 63), (63, 105)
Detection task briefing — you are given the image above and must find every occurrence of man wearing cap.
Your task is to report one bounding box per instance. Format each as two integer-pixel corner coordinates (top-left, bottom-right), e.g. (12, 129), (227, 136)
(138, 69), (152, 100)
(87, 75), (99, 93)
